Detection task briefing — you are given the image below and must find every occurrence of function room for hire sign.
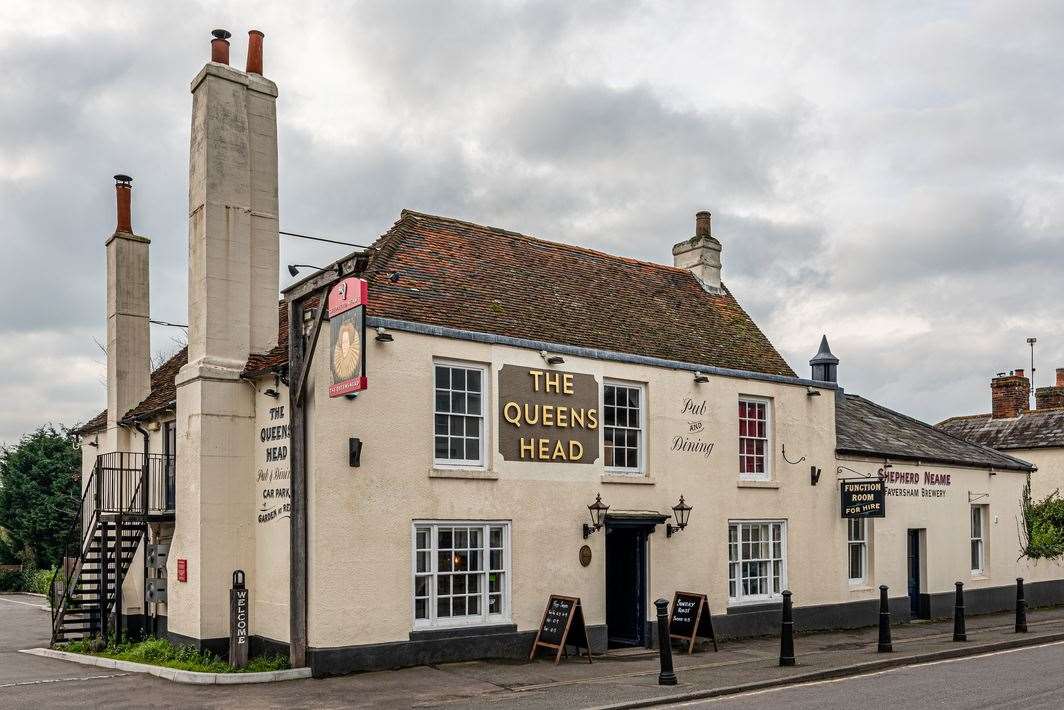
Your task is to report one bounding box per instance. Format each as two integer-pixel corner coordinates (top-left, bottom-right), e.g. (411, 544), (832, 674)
(328, 277), (368, 397)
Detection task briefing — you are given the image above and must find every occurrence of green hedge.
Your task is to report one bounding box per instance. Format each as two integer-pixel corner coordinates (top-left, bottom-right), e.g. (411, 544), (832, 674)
(0, 566), (56, 595)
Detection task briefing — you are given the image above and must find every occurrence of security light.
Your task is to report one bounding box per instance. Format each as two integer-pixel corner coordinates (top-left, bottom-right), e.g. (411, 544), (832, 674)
(693, 371), (710, 383)
(806, 386), (821, 397)
(287, 264), (322, 277)
(540, 350), (564, 366)
(375, 326), (393, 342)
(263, 388), (280, 399)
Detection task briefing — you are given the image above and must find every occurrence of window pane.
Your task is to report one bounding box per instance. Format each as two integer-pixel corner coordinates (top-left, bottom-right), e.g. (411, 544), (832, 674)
(451, 392), (466, 413)
(490, 527), (503, 548)
(435, 391), (449, 412)
(437, 598), (450, 618)
(435, 367), (449, 389)
(465, 439), (479, 461)
(453, 596), (467, 616)
(415, 575), (429, 596)
(415, 598), (427, 619)
(467, 370), (481, 391)
(451, 368), (466, 390)
(489, 594), (502, 614)
(468, 393), (482, 415)
(468, 595), (479, 615)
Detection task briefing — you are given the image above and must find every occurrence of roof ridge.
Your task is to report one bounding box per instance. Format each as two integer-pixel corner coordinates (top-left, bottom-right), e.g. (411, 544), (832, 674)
(845, 393), (1033, 469)
(399, 208), (713, 281)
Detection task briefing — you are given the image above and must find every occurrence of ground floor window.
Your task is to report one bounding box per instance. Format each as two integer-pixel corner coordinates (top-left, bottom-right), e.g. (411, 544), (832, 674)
(728, 520), (786, 603)
(413, 521), (509, 628)
(970, 505), (986, 574)
(848, 518), (868, 584)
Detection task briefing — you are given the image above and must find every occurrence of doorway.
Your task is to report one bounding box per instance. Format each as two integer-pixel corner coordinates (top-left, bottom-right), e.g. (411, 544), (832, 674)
(605, 525), (648, 647)
(907, 529), (927, 619)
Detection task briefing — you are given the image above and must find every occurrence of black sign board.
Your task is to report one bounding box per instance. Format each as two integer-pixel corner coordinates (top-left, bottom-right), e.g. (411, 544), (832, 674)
(229, 570), (249, 668)
(841, 480), (886, 518)
(669, 591), (718, 654)
(529, 595), (592, 665)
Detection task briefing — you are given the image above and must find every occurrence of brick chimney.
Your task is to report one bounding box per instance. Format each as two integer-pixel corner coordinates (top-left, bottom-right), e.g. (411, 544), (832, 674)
(991, 370), (1030, 418)
(105, 175), (151, 451)
(172, 29), (278, 645)
(1035, 368), (1064, 410)
(672, 211), (723, 293)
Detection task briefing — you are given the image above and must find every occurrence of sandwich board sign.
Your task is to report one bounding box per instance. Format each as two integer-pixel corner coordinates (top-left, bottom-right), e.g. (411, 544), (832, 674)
(668, 591), (718, 654)
(529, 595), (592, 664)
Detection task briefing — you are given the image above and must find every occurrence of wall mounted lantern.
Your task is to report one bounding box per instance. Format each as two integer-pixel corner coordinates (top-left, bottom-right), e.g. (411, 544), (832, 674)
(583, 494), (609, 539)
(666, 495), (692, 538)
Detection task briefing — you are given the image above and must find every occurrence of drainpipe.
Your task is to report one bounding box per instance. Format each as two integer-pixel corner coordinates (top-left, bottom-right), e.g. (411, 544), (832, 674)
(131, 421), (151, 639)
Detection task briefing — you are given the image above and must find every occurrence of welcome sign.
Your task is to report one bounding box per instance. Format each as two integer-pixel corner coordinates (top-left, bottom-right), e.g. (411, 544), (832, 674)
(498, 365), (600, 463)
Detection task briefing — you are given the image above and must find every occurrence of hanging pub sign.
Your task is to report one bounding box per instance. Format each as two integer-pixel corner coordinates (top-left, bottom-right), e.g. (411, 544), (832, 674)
(498, 365), (600, 463)
(668, 591), (718, 654)
(529, 595), (592, 664)
(840, 479), (886, 518)
(327, 276), (368, 397)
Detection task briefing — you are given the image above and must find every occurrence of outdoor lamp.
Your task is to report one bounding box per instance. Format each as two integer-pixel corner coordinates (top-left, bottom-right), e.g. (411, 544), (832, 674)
(583, 494), (609, 539)
(667, 495), (692, 538)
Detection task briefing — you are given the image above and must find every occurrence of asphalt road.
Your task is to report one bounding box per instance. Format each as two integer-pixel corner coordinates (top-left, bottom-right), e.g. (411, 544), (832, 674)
(663, 641), (1064, 710)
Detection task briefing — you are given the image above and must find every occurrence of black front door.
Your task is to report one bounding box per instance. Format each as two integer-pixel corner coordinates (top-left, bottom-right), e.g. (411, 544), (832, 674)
(907, 529), (922, 617)
(605, 525), (647, 647)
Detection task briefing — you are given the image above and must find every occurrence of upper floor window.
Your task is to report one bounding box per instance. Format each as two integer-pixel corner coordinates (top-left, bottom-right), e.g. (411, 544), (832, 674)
(604, 382), (645, 473)
(738, 397), (771, 480)
(970, 505), (986, 574)
(434, 363), (486, 467)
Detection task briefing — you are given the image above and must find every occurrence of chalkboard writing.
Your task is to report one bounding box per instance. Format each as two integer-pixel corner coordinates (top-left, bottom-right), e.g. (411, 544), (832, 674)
(668, 591), (717, 654)
(529, 595), (592, 665)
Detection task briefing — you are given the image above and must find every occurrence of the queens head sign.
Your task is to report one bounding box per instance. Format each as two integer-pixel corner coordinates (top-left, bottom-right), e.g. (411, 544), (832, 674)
(498, 365), (600, 463)
(328, 277), (368, 397)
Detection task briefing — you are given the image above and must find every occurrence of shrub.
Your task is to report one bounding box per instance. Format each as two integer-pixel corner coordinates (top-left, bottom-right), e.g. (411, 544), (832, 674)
(1020, 478), (1064, 560)
(0, 568), (22, 592)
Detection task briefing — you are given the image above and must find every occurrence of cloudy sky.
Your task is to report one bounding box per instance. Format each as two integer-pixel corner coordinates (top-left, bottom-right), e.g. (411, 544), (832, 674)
(1, 0), (1062, 445)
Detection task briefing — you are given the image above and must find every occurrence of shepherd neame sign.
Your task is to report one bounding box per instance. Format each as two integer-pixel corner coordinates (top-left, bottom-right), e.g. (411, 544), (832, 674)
(498, 365), (600, 463)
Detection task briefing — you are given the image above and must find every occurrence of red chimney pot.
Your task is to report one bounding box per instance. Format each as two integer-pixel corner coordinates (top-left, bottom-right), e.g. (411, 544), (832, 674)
(246, 30), (264, 75)
(114, 174), (132, 233)
(211, 29), (231, 65)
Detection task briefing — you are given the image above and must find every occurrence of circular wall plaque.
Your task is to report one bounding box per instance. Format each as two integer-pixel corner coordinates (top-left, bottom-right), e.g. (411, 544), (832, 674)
(579, 544), (592, 567)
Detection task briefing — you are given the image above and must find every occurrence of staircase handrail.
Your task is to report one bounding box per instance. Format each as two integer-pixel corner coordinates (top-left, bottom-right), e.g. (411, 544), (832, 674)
(49, 459), (101, 638)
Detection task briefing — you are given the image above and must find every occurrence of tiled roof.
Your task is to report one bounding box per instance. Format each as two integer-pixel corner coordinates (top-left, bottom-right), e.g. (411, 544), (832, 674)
(835, 393), (1034, 472)
(75, 347), (187, 435)
(358, 210), (795, 376)
(78, 209), (797, 434)
(937, 409), (1064, 451)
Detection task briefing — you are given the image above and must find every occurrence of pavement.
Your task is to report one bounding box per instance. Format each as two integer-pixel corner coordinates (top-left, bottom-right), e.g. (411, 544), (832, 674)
(3, 592), (1064, 709)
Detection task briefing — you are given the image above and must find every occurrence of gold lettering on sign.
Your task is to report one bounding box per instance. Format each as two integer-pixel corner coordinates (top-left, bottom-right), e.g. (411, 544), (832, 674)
(499, 366), (601, 463)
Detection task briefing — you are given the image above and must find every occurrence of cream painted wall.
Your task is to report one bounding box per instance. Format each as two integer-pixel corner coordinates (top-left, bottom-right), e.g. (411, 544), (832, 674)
(303, 330), (845, 648)
(1008, 447), (1064, 499)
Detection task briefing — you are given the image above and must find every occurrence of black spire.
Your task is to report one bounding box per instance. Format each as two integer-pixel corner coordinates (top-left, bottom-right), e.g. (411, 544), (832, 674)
(810, 334), (839, 383)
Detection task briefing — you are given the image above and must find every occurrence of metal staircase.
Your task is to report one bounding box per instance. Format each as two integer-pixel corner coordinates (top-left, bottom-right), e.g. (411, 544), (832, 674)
(49, 452), (174, 645)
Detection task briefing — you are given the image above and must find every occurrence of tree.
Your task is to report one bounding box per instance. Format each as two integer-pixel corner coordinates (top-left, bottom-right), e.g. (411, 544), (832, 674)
(0, 425), (81, 568)
(1019, 476), (1064, 561)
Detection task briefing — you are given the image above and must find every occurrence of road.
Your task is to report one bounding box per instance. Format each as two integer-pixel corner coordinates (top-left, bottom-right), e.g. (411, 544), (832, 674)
(663, 641), (1064, 709)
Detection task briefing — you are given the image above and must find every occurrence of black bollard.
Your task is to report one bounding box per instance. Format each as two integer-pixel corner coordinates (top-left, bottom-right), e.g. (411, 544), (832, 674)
(779, 590), (795, 666)
(953, 581), (967, 642)
(877, 585), (893, 652)
(654, 598), (677, 686)
(1015, 577), (1028, 633)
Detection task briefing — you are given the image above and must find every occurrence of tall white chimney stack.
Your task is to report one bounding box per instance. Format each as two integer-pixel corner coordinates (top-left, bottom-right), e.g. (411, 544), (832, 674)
(105, 174), (151, 451)
(672, 211), (723, 293)
(172, 29), (278, 644)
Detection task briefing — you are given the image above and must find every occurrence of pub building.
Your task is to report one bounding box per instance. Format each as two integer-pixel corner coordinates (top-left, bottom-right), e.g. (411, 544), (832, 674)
(67, 29), (1064, 676)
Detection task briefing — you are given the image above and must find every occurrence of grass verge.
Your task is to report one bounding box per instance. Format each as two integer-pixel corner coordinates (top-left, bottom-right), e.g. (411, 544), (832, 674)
(59, 636), (289, 674)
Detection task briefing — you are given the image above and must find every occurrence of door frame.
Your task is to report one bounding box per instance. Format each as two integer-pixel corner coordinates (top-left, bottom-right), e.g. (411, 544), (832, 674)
(907, 528), (929, 619)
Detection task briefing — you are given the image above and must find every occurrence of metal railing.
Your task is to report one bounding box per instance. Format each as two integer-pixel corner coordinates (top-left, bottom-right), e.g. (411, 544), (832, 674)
(96, 452), (175, 516)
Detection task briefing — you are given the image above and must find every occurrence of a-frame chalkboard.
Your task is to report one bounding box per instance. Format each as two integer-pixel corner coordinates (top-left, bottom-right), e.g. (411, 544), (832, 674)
(668, 591), (718, 654)
(529, 595), (593, 664)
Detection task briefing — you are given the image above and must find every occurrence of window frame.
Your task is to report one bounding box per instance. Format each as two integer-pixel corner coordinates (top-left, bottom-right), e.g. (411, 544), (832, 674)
(970, 505), (986, 575)
(728, 520), (788, 605)
(847, 518), (869, 585)
(602, 379), (647, 475)
(411, 520), (511, 630)
(737, 396), (773, 481)
(432, 360), (490, 470)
